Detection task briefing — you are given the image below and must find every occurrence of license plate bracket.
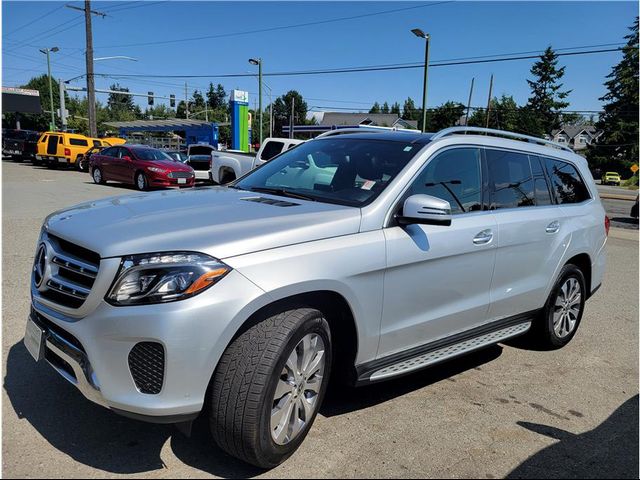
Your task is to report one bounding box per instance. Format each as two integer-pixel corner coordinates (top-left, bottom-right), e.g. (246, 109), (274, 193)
(24, 316), (45, 362)
(177, 178), (187, 185)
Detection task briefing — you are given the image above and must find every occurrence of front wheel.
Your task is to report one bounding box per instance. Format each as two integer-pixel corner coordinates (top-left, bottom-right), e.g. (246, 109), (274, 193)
(210, 308), (332, 468)
(135, 172), (148, 191)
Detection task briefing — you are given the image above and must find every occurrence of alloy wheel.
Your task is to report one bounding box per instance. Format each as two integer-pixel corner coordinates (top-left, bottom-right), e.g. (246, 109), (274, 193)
(552, 277), (582, 338)
(270, 333), (325, 445)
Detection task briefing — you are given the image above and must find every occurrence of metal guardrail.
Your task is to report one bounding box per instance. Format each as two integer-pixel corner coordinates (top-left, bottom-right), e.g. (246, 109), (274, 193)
(430, 126), (574, 152)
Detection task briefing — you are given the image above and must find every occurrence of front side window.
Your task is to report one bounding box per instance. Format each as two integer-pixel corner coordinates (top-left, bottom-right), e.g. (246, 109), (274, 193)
(545, 158), (591, 204)
(100, 147), (117, 157)
(486, 148), (535, 209)
(236, 138), (421, 207)
(406, 148), (482, 214)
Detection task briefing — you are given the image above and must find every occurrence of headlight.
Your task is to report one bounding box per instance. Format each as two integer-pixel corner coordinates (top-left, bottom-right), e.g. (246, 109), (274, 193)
(147, 167), (166, 174)
(106, 252), (230, 306)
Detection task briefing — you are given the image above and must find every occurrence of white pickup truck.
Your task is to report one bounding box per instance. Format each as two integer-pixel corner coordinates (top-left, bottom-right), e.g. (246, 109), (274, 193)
(210, 137), (303, 184)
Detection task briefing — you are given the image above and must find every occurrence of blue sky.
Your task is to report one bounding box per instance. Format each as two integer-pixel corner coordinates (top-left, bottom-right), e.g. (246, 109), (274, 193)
(2, 1), (637, 115)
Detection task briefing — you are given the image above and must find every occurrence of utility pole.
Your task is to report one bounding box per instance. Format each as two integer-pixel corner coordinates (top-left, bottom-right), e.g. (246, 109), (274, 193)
(39, 47), (58, 131)
(465, 77), (475, 126)
(185, 82), (189, 119)
(289, 97), (295, 139)
(59, 78), (67, 130)
(485, 74), (494, 129)
(66, 3), (105, 136)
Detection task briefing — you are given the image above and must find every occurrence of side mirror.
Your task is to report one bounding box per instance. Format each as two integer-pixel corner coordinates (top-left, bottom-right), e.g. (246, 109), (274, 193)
(397, 194), (452, 226)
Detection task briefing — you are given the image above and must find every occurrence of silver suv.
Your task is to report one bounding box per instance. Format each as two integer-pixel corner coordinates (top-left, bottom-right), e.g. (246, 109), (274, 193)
(25, 127), (608, 468)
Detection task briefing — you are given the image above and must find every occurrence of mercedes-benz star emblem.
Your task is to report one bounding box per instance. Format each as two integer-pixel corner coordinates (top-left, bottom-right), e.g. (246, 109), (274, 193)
(33, 243), (47, 288)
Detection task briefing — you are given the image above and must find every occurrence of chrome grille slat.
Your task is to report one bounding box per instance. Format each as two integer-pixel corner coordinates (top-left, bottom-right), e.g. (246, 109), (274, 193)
(167, 171), (193, 179)
(47, 276), (91, 299)
(52, 253), (98, 278)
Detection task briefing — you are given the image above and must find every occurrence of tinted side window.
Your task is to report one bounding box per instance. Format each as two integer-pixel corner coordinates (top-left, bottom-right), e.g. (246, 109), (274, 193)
(486, 149), (534, 209)
(261, 141), (285, 161)
(530, 155), (553, 206)
(408, 148), (482, 214)
(544, 158), (590, 204)
(69, 138), (89, 146)
(93, 140), (102, 147)
(101, 147), (117, 157)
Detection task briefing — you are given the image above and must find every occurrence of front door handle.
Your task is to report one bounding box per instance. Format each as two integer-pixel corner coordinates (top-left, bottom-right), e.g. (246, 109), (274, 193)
(546, 221), (561, 234)
(473, 229), (494, 245)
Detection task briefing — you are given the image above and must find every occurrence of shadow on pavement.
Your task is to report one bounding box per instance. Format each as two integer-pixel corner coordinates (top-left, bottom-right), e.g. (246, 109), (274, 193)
(5, 339), (506, 477)
(612, 216), (639, 226)
(507, 395), (639, 479)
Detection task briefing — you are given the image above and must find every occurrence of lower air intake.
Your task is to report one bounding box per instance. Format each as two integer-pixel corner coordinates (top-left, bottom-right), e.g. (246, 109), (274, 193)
(128, 342), (165, 394)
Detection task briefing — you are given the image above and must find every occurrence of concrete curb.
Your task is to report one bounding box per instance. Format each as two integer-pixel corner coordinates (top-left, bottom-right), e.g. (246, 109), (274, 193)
(610, 227), (639, 241)
(600, 193), (637, 201)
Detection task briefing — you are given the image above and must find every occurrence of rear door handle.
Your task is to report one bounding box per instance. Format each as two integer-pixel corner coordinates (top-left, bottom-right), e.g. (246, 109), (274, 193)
(546, 221), (560, 234)
(473, 229), (494, 245)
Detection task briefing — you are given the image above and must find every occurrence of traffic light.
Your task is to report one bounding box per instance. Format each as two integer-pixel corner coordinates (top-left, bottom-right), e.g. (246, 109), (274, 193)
(148, 92), (154, 106)
(170, 94), (175, 108)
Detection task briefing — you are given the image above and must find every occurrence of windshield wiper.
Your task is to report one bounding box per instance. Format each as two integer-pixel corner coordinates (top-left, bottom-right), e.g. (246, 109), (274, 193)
(249, 187), (317, 202)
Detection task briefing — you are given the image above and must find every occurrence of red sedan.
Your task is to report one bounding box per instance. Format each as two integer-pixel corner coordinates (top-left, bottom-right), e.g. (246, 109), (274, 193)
(90, 145), (196, 190)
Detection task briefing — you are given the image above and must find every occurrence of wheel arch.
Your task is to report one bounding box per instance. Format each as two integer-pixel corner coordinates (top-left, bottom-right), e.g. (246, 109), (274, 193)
(565, 252), (592, 298)
(231, 290), (360, 385)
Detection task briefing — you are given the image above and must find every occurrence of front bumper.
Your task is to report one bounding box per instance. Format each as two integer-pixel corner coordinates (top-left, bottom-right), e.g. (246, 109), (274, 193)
(28, 268), (266, 422)
(149, 175), (196, 187)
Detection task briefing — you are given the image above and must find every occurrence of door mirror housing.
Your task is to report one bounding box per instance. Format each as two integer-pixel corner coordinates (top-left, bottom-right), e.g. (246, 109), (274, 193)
(397, 194), (452, 226)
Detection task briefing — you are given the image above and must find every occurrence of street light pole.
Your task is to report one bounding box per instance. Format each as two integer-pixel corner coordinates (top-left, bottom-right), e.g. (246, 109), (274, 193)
(249, 58), (263, 145)
(40, 47), (58, 131)
(412, 28), (430, 133)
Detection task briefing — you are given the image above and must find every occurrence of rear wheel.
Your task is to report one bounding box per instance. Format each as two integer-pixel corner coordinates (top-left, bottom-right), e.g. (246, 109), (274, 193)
(529, 264), (586, 349)
(209, 308), (332, 468)
(92, 167), (105, 185)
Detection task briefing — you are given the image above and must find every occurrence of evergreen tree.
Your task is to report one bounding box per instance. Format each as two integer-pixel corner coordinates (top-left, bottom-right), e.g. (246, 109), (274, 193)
(525, 47), (571, 136)
(107, 83), (137, 121)
(402, 97), (419, 120)
(381, 101), (390, 114)
(206, 83), (227, 110)
(271, 90), (308, 137)
(588, 17), (639, 172)
(369, 102), (381, 114)
(391, 102), (401, 116)
(429, 101), (465, 131)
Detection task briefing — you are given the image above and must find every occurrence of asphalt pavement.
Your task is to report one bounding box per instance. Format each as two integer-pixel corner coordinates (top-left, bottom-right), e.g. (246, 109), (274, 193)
(2, 160), (638, 478)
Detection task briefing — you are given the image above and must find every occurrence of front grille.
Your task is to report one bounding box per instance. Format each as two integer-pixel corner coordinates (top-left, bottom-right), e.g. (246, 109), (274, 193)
(39, 234), (100, 309)
(128, 342), (165, 394)
(167, 171), (193, 179)
(32, 308), (86, 353)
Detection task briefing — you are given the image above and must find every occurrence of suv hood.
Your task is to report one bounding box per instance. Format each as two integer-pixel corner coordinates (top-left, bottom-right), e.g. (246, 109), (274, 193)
(44, 187), (361, 259)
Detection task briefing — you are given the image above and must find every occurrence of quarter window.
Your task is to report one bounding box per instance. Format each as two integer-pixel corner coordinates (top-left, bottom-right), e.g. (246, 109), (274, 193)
(407, 148), (482, 214)
(486, 149), (535, 209)
(544, 158), (591, 204)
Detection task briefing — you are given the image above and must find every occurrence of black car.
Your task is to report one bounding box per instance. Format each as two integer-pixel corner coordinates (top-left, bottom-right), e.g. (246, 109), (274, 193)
(2, 129), (40, 162)
(631, 196), (639, 220)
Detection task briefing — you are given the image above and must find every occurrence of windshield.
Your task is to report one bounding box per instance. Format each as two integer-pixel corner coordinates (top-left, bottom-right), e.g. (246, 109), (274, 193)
(132, 148), (173, 161)
(235, 137), (422, 207)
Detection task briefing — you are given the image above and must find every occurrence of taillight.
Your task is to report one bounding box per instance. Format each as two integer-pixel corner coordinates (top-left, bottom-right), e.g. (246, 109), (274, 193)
(605, 215), (610, 236)
(64, 148), (71, 157)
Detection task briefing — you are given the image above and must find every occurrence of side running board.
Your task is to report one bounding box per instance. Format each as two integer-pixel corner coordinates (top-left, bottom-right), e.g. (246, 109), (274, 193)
(355, 312), (536, 385)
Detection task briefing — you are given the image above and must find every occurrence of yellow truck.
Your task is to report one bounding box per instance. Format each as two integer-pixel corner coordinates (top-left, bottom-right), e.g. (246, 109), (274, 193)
(35, 132), (125, 169)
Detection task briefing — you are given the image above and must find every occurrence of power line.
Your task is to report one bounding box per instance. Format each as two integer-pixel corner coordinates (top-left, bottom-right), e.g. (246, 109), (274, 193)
(2, 4), (65, 37)
(89, 47), (624, 79)
(94, 1), (452, 49)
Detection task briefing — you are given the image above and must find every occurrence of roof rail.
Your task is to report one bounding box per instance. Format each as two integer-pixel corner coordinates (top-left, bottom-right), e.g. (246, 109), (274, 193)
(430, 126), (574, 153)
(316, 125), (419, 139)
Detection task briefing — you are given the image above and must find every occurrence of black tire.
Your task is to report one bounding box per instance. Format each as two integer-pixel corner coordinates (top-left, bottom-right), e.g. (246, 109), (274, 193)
(219, 169), (236, 185)
(529, 264), (586, 350)
(135, 171), (148, 191)
(210, 308), (332, 469)
(92, 167), (105, 185)
(76, 155), (87, 172)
